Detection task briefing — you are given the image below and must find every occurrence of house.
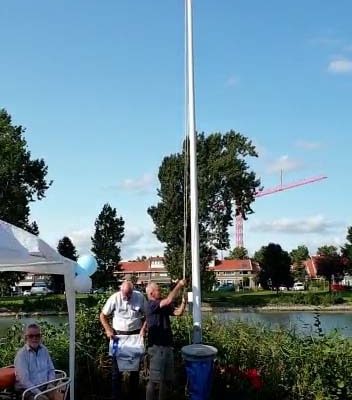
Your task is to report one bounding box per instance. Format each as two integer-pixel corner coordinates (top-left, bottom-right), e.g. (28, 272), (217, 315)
(115, 256), (169, 285)
(115, 256), (258, 288)
(304, 256), (319, 278)
(209, 259), (258, 288)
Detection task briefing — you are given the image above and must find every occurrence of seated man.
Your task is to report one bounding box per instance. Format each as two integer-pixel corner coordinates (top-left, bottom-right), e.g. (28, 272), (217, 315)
(14, 323), (56, 400)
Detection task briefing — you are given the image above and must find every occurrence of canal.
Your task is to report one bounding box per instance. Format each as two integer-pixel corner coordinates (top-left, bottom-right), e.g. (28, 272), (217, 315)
(0, 311), (351, 337)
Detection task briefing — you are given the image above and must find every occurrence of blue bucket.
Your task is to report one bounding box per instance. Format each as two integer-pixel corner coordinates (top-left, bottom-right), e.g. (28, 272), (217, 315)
(182, 344), (217, 400)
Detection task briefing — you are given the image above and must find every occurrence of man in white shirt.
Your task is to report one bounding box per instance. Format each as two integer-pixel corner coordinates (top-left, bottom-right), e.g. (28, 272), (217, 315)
(100, 280), (146, 399)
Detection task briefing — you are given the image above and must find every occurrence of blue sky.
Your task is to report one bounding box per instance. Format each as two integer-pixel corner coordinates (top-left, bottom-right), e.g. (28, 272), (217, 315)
(1, 0), (352, 260)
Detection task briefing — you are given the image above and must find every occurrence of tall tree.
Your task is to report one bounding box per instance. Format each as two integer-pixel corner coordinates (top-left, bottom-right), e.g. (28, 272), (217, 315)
(317, 245), (339, 257)
(0, 109), (51, 292)
(55, 237), (78, 293)
(254, 243), (293, 292)
(341, 226), (352, 274)
(227, 246), (249, 260)
(148, 131), (260, 290)
(290, 245), (309, 281)
(314, 254), (344, 290)
(91, 203), (125, 288)
(0, 109), (52, 230)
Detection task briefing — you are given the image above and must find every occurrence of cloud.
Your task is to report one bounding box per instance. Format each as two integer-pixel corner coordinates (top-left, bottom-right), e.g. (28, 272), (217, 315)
(328, 59), (352, 74)
(62, 225), (164, 261)
(115, 173), (154, 194)
(65, 229), (93, 255)
(251, 139), (267, 157)
(266, 155), (303, 174)
(121, 229), (165, 261)
(250, 215), (339, 234)
(225, 75), (240, 87)
(294, 140), (323, 151)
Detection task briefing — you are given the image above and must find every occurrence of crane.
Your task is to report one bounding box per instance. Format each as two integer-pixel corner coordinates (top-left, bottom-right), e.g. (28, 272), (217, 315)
(235, 174), (328, 248)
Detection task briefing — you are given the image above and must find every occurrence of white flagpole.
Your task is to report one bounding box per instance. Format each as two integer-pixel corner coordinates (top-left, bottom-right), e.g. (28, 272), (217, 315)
(186, 0), (202, 344)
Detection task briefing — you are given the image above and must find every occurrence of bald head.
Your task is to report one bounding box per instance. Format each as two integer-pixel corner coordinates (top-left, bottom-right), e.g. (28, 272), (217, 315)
(120, 280), (133, 300)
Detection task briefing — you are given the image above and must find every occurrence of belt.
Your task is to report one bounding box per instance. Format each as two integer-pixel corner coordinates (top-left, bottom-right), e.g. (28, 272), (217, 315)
(114, 329), (140, 335)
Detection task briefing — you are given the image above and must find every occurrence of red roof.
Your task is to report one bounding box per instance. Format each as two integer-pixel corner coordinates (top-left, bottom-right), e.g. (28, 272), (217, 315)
(210, 259), (254, 271)
(304, 256), (320, 278)
(117, 258), (256, 274)
(118, 257), (167, 273)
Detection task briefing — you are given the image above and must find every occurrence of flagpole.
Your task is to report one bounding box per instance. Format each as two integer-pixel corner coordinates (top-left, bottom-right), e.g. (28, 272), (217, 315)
(186, 0), (202, 344)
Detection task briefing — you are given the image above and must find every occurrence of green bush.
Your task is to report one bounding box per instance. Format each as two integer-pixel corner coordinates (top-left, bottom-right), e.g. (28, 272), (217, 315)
(1, 304), (351, 399)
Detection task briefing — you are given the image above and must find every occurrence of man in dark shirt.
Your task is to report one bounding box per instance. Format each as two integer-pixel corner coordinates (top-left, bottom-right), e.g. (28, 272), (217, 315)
(145, 279), (187, 400)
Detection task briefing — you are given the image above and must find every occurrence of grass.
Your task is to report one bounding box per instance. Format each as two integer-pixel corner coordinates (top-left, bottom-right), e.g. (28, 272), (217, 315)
(203, 289), (352, 307)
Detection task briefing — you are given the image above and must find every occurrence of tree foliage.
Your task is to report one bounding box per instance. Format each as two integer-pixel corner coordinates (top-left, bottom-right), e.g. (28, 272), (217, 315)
(55, 236), (78, 293)
(290, 245), (309, 282)
(227, 246), (249, 260)
(0, 109), (52, 230)
(0, 109), (51, 292)
(91, 203), (125, 288)
(317, 245), (339, 257)
(148, 131), (260, 289)
(341, 226), (352, 274)
(254, 243), (293, 291)
(314, 255), (345, 289)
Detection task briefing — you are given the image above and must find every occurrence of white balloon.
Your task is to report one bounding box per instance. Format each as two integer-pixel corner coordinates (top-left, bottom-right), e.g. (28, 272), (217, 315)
(74, 274), (92, 293)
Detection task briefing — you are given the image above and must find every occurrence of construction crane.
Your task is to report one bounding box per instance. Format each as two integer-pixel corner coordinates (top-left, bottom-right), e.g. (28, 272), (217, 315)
(235, 174), (328, 248)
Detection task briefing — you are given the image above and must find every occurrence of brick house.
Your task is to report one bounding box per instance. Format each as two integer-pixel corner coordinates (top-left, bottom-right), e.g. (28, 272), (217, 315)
(116, 256), (169, 285)
(115, 256), (258, 288)
(210, 259), (259, 288)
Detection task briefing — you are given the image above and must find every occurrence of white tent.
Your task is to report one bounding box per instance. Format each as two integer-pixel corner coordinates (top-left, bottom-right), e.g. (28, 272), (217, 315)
(0, 220), (76, 400)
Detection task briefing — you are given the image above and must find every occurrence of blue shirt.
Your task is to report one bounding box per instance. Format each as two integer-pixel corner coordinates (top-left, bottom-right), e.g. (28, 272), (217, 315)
(14, 344), (55, 394)
(146, 300), (174, 347)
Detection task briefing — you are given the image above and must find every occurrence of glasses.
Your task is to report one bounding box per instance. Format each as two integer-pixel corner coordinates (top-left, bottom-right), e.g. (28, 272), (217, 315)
(27, 334), (41, 339)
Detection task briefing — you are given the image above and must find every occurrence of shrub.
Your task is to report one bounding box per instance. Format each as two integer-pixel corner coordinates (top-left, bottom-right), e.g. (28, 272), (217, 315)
(1, 304), (351, 399)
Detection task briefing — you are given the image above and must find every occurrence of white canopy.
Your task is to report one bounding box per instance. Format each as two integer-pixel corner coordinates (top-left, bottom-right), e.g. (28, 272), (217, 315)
(0, 220), (76, 399)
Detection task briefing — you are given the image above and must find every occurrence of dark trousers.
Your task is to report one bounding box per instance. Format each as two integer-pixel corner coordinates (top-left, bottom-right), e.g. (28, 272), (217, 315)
(112, 355), (139, 399)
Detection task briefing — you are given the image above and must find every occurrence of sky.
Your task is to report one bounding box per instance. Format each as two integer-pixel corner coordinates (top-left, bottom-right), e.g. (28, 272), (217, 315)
(1, 0), (352, 260)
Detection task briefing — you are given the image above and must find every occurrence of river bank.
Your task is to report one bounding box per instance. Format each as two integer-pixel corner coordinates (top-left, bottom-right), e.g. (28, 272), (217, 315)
(202, 303), (352, 312)
(1, 303), (351, 318)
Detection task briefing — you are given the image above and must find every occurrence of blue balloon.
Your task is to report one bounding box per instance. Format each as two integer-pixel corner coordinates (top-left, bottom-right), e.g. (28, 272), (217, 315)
(77, 254), (98, 277)
(74, 264), (86, 276)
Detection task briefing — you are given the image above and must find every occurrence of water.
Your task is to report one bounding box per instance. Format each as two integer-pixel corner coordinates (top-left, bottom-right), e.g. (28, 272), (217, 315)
(0, 311), (351, 338)
(211, 310), (352, 337)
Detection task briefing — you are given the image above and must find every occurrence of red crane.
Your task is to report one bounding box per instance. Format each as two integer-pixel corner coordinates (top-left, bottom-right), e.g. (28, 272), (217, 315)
(235, 174), (328, 248)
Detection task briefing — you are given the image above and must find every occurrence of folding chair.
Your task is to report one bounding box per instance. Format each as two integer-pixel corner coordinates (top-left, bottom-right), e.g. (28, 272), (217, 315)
(21, 377), (71, 400)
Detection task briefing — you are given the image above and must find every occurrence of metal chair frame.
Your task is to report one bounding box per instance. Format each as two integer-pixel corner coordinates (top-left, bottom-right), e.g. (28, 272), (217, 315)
(0, 367), (68, 400)
(21, 377), (71, 400)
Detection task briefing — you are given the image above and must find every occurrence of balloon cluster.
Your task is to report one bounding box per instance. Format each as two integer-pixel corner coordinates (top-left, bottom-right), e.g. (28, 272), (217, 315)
(73, 255), (97, 293)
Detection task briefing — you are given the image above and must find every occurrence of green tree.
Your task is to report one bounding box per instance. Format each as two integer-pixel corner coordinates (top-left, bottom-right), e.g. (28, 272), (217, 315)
(290, 245), (309, 281)
(315, 254), (344, 290)
(317, 245), (339, 257)
(227, 246), (249, 260)
(91, 203), (125, 289)
(130, 273), (138, 285)
(254, 243), (293, 292)
(148, 131), (260, 290)
(341, 226), (352, 274)
(0, 109), (52, 230)
(0, 109), (51, 293)
(55, 236), (78, 293)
